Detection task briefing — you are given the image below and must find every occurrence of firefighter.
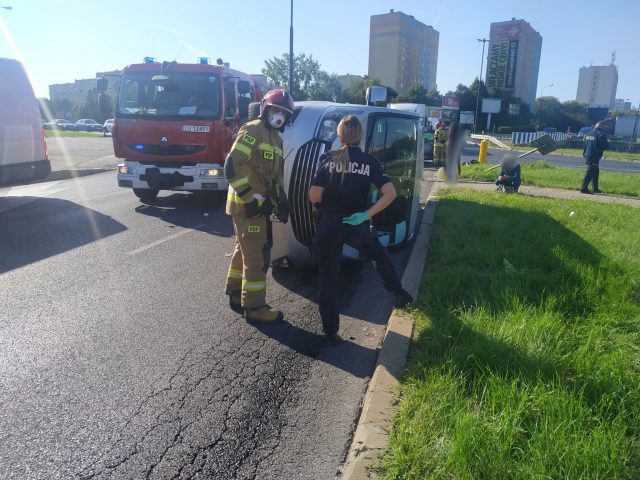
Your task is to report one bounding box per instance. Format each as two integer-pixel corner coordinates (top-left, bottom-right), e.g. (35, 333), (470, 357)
(224, 89), (293, 323)
(309, 115), (412, 345)
(433, 120), (446, 167)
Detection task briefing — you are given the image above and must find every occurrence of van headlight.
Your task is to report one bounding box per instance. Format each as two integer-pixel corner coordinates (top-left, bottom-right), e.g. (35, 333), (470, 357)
(199, 169), (220, 177)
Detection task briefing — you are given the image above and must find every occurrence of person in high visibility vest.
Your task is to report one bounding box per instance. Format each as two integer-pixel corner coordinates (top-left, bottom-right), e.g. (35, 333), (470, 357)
(223, 89), (293, 323)
(433, 121), (446, 166)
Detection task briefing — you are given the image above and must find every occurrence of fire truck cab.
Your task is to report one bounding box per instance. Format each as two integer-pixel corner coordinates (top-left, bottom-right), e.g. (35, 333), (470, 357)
(109, 58), (260, 202)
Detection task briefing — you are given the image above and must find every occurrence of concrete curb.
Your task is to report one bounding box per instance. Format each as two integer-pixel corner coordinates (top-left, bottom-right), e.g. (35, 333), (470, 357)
(341, 193), (438, 479)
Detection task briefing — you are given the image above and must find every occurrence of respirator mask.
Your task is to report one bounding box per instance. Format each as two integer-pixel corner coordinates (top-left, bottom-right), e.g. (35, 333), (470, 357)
(268, 111), (287, 129)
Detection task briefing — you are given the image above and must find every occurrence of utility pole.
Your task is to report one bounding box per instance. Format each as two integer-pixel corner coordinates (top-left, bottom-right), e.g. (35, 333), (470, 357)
(474, 38), (489, 133)
(289, 0), (294, 95)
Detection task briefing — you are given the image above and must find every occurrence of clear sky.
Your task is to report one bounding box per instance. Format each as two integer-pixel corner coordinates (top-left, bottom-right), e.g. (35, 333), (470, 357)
(1, 0), (638, 106)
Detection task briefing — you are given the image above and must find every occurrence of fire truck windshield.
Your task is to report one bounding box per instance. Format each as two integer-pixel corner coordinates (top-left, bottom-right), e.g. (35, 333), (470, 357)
(117, 71), (221, 119)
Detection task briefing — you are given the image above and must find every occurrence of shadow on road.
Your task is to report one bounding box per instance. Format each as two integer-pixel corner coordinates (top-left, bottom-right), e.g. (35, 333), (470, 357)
(252, 319), (378, 379)
(134, 191), (234, 237)
(0, 196), (127, 273)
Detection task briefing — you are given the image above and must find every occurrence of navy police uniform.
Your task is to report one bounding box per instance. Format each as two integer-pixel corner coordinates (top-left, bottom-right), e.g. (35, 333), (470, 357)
(310, 146), (404, 336)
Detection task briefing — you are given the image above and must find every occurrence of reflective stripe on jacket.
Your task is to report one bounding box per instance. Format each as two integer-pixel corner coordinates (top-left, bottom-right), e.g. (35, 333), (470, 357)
(224, 118), (284, 216)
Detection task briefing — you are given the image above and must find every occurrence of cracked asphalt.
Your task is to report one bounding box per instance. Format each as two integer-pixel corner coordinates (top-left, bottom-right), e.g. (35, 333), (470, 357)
(0, 170), (412, 479)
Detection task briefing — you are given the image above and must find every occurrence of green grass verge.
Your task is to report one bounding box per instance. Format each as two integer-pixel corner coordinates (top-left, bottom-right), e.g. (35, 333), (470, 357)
(44, 130), (104, 138)
(380, 189), (640, 480)
(380, 189), (640, 479)
(510, 145), (640, 162)
(460, 161), (640, 197)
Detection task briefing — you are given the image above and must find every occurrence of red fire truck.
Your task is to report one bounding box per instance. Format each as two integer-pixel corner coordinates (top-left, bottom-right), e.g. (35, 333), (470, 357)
(102, 58), (263, 202)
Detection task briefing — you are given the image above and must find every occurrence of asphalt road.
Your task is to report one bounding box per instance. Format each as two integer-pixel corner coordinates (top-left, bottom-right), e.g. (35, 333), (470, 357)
(460, 143), (640, 174)
(0, 173), (413, 479)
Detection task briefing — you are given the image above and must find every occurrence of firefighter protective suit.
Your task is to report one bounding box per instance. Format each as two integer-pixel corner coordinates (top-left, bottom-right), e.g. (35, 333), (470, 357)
(224, 118), (284, 312)
(433, 126), (446, 166)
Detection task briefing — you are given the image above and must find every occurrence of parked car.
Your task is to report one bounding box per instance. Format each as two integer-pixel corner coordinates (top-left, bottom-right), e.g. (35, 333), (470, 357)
(43, 118), (75, 130)
(103, 118), (114, 136)
(74, 118), (103, 132)
(577, 126), (595, 139)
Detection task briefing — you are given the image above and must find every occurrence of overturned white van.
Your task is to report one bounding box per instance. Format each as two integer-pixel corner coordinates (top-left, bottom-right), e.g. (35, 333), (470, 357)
(271, 99), (423, 267)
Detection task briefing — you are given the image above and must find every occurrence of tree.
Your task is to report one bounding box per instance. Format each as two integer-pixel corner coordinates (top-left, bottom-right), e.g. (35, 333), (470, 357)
(72, 88), (108, 123)
(262, 53), (341, 101)
(395, 84), (441, 106)
(339, 76), (397, 105)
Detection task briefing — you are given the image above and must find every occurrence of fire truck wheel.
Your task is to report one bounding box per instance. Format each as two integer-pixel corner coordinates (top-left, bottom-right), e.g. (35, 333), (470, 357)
(133, 188), (159, 202)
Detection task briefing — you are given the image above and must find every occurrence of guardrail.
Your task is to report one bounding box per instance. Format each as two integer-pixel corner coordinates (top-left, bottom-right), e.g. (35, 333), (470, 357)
(469, 134), (511, 150)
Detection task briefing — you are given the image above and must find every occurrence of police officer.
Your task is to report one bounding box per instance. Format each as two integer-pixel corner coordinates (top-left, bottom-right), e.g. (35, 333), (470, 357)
(433, 120), (446, 167)
(224, 89), (293, 322)
(580, 121), (609, 194)
(309, 115), (412, 345)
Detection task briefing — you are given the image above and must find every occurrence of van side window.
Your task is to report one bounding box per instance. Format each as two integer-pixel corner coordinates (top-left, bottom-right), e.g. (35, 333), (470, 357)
(223, 80), (237, 118)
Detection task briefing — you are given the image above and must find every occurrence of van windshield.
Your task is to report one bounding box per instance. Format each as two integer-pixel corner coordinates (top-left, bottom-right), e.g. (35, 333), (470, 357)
(117, 71), (220, 119)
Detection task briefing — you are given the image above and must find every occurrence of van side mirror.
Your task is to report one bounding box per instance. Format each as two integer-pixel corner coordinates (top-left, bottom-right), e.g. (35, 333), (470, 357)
(237, 80), (251, 95)
(366, 86), (388, 106)
(238, 97), (250, 118)
(97, 77), (108, 93)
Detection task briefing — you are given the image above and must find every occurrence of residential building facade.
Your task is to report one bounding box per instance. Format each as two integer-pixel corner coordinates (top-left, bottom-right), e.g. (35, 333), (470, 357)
(368, 9), (439, 95)
(576, 65), (619, 109)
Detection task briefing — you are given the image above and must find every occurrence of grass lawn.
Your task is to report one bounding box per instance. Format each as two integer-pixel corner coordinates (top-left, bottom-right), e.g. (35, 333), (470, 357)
(510, 145), (640, 162)
(380, 189), (640, 479)
(459, 160), (640, 198)
(44, 130), (104, 138)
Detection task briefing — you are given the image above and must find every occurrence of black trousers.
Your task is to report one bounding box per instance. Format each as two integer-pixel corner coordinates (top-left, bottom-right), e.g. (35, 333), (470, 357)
(312, 216), (403, 335)
(581, 162), (599, 191)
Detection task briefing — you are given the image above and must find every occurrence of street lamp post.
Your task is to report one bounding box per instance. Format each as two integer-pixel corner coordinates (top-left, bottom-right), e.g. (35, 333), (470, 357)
(289, 0), (294, 95)
(474, 38), (489, 133)
(536, 83), (554, 131)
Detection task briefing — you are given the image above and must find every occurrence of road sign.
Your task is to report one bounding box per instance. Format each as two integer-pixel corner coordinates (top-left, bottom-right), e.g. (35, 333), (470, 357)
(529, 134), (559, 155)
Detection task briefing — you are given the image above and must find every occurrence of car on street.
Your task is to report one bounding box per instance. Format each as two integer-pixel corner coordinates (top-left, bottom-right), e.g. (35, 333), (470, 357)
(74, 118), (103, 132)
(43, 118), (75, 130)
(103, 118), (114, 136)
(577, 126), (595, 139)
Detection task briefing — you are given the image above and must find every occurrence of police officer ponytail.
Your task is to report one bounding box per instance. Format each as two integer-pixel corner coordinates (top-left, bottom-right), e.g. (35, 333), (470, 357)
(329, 115), (363, 184)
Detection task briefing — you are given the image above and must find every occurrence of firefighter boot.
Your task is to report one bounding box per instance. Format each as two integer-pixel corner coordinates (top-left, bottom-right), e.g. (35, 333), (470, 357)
(228, 291), (243, 314)
(244, 305), (284, 323)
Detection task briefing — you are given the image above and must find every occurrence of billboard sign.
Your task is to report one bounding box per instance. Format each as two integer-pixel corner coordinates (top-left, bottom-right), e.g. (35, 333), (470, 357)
(490, 21), (520, 41)
(482, 98), (502, 114)
(442, 96), (460, 108)
(505, 40), (518, 89)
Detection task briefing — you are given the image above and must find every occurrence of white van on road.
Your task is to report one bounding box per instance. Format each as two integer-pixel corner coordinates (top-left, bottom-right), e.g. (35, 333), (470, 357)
(0, 57), (51, 185)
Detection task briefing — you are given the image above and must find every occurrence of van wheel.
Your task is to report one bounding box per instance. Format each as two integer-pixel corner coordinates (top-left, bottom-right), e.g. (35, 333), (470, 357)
(133, 188), (159, 202)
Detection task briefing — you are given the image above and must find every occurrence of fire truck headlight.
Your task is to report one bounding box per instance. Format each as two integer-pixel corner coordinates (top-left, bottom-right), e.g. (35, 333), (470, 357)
(199, 169), (220, 177)
(119, 166), (135, 175)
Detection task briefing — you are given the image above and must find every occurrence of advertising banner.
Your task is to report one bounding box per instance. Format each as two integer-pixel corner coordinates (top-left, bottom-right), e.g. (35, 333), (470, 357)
(505, 40), (518, 89)
(441, 96), (460, 108)
(486, 41), (508, 89)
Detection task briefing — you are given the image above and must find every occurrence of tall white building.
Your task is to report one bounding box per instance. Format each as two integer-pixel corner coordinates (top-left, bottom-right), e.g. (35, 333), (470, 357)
(576, 65), (618, 109)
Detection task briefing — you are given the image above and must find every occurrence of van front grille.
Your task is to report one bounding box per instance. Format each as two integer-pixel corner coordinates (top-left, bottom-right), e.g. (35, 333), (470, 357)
(288, 139), (328, 248)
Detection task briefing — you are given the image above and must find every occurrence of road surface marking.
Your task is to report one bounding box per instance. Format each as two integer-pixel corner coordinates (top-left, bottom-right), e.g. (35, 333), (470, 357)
(127, 224), (206, 255)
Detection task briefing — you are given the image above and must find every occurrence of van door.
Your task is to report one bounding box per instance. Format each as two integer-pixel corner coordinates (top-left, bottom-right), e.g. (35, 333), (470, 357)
(365, 114), (418, 246)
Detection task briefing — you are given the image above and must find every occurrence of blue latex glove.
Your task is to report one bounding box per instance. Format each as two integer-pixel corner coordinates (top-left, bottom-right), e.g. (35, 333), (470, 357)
(342, 211), (370, 225)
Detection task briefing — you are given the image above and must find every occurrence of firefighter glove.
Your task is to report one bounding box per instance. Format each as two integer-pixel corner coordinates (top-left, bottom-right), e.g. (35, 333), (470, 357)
(342, 211), (370, 225)
(259, 199), (273, 217)
(276, 197), (290, 224)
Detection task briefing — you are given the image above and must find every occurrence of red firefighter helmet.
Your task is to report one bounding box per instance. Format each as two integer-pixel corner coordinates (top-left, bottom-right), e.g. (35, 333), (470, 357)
(436, 121), (444, 128)
(260, 89), (294, 117)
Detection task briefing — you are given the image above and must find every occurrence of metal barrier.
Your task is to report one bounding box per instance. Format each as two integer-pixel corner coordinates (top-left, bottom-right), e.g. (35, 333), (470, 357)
(469, 134), (511, 150)
(511, 132), (640, 153)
